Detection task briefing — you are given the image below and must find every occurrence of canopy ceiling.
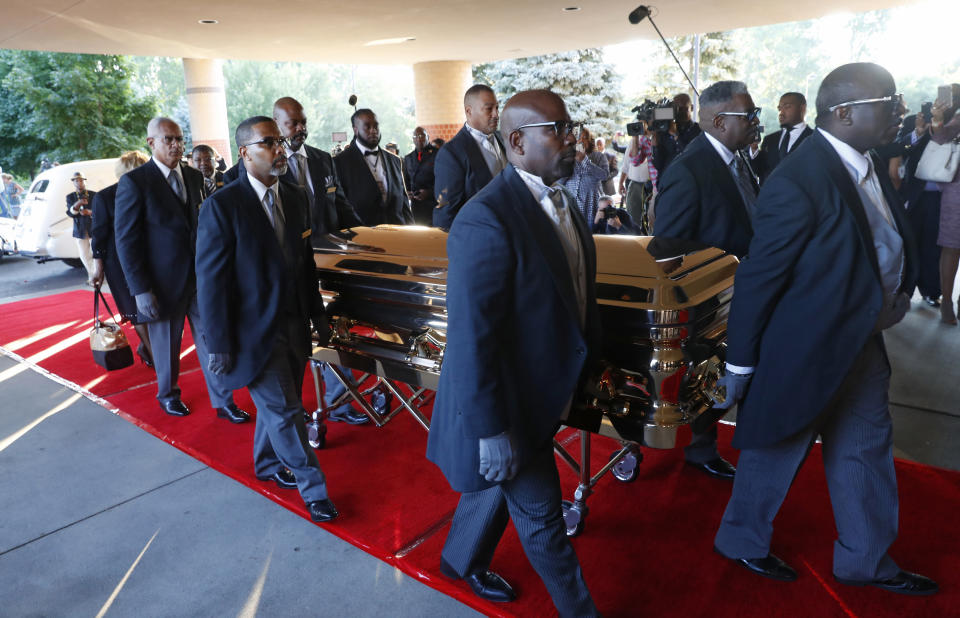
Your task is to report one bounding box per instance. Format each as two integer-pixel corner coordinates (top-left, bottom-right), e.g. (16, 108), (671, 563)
(0, 1), (915, 64)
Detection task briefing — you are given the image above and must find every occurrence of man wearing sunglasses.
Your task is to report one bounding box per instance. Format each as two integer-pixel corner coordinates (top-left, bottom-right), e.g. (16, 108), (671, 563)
(196, 116), (338, 523)
(653, 80), (762, 482)
(427, 89), (599, 616)
(712, 63), (936, 596)
(115, 117), (249, 424)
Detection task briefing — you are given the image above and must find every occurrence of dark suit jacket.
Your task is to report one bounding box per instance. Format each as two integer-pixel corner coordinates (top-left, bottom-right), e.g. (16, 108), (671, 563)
(66, 190), (96, 238)
(200, 170), (226, 198)
(90, 183), (137, 320)
(432, 125), (505, 230)
(334, 141), (412, 226)
(899, 132), (933, 207)
(653, 133), (754, 258)
(726, 130), (918, 449)
(425, 164), (602, 493)
(114, 159), (205, 318)
(223, 160), (242, 184)
(195, 176), (326, 390)
(280, 144), (363, 242)
(753, 125), (814, 184)
(404, 146), (438, 225)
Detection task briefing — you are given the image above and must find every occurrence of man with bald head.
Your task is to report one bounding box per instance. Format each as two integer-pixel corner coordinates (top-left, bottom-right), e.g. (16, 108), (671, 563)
(653, 80), (762, 481)
(426, 90), (600, 616)
(432, 84), (507, 230)
(403, 126), (438, 225)
(712, 63), (936, 595)
(115, 117), (248, 423)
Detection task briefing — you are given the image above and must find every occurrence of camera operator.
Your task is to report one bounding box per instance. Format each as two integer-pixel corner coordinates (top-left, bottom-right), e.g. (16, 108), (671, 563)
(593, 195), (639, 235)
(652, 93), (702, 180)
(618, 125), (656, 232)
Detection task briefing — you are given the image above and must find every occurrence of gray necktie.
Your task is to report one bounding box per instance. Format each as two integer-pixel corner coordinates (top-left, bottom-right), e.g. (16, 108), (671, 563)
(730, 154), (757, 220)
(265, 189), (284, 244)
(168, 170), (185, 203)
(290, 153), (314, 206)
(487, 134), (505, 173)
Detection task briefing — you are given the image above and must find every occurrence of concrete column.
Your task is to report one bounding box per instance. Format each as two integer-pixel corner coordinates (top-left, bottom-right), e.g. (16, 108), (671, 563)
(413, 61), (473, 143)
(182, 58), (231, 160)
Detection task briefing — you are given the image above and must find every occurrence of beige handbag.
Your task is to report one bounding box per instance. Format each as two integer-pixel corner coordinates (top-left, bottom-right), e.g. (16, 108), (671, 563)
(916, 138), (960, 183)
(90, 287), (133, 370)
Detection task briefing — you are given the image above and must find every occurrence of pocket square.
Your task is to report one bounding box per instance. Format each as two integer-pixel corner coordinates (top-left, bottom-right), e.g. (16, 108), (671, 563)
(301, 229), (311, 239)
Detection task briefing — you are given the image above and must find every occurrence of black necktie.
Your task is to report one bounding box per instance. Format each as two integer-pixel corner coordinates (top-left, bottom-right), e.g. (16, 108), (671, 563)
(778, 129), (790, 159)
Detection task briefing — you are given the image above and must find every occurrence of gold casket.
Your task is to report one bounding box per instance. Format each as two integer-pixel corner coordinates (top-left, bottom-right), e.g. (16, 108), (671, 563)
(313, 225), (737, 450)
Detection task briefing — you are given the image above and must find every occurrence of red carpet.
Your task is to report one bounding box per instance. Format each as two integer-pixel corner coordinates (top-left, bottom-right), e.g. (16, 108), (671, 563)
(2, 290), (958, 617)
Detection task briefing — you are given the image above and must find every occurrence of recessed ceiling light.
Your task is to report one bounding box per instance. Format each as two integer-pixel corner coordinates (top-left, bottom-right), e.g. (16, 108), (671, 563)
(198, 19), (218, 24)
(563, 6), (581, 11)
(364, 37), (416, 46)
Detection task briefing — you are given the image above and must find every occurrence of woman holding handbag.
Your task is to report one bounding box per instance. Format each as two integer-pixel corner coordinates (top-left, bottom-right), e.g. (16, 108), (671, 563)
(926, 102), (960, 323)
(90, 151), (155, 366)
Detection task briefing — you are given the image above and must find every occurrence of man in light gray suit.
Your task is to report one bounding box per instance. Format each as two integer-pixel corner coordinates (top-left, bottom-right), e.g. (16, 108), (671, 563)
(712, 63), (937, 596)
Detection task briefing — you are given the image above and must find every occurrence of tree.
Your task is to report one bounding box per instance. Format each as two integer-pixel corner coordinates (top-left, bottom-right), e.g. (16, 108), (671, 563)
(0, 51), (157, 177)
(473, 49), (624, 138)
(648, 32), (738, 102)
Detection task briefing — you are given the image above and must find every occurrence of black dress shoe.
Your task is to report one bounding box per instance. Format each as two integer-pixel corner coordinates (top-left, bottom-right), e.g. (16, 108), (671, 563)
(922, 295), (941, 308)
(440, 559), (516, 602)
(715, 547), (797, 581)
(256, 468), (297, 489)
(835, 570), (938, 596)
(687, 457), (736, 480)
(307, 499), (339, 522)
(216, 403), (251, 423)
(160, 399), (190, 416)
(327, 405), (370, 425)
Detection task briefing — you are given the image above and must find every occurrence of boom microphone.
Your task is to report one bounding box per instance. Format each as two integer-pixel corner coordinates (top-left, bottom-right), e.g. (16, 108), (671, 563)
(348, 94), (358, 109)
(628, 5), (651, 24)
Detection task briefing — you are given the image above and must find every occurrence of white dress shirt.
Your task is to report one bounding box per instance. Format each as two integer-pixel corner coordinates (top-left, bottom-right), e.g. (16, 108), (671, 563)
(780, 123), (809, 153)
(357, 143), (388, 200)
(246, 172), (283, 229)
(514, 167), (586, 327)
(152, 156), (184, 193)
(284, 143), (314, 192)
(465, 123), (506, 178)
(703, 132), (736, 166)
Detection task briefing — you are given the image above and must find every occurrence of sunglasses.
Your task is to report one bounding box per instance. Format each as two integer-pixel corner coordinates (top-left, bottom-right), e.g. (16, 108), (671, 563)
(514, 120), (582, 140)
(827, 94), (903, 113)
(242, 136), (289, 150)
(714, 107), (762, 123)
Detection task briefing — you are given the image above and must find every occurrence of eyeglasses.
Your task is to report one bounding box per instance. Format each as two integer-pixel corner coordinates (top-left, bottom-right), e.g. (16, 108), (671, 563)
(714, 107), (762, 122)
(241, 136), (289, 150)
(154, 135), (185, 145)
(827, 94), (903, 113)
(514, 120), (582, 140)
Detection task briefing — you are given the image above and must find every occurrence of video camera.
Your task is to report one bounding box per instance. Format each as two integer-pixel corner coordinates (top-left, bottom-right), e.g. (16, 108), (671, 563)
(627, 98), (675, 136)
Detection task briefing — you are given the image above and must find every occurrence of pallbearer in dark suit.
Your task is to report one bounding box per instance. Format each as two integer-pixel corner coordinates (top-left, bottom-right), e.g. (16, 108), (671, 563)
(114, 117), (248, 423)
(273, 97), (363, 243)
(403, 126), (438, 225)
(334, 108), (413, 227)
(750, 92), (814, 184)
(713, 63), (937, 596)
(432, 84), (506, 230)
(653, 80), (762, 480)
(191, 144), (226, 196)
(196, 116), (338, 523)
(426, 90), (599, 617)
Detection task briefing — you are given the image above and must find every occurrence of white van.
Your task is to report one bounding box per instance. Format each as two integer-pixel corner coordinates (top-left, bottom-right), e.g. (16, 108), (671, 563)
(13, 158), (118, 267)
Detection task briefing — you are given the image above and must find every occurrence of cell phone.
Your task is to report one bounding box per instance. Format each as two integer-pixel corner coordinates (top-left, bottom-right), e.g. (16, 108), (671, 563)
(937, 84), (960, 109)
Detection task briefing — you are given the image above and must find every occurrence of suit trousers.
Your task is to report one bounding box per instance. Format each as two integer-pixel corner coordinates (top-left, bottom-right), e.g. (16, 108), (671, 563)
(250, 319), (328, 504)
(148, 292), (233, 408)
(684, 423), (721, 464)
(908, 190), (941, 298)
(442, 444), (598, 618)
(714, 335), (900, 581)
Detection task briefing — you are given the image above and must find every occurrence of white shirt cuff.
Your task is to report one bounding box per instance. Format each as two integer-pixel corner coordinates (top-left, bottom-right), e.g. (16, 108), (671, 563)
(725, 362), (754, 375)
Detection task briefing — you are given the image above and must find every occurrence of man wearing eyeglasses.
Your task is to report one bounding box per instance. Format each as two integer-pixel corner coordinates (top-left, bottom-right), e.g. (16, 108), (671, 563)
(653, 80), (762, 482)
(334, 108), (413, 227)
(433, 84), (507, 230)
(115, 117), (249, 424)
(196, 116), (338, 523)
(712, 63), (937, 596)
(427, 89), (600, 617)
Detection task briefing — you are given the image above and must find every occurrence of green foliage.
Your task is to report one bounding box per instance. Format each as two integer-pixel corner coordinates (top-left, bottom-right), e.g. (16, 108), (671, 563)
(648, 32), (738, 100)
(0, 50), (157, 177)
(473, 49), (623, 138)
